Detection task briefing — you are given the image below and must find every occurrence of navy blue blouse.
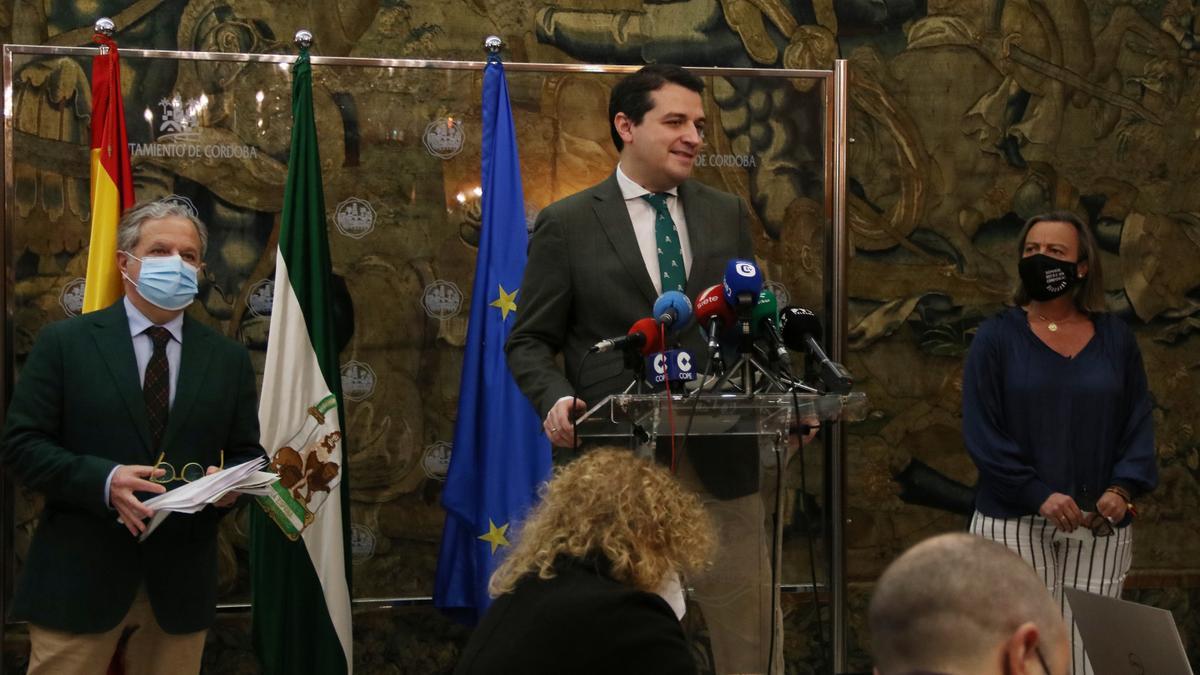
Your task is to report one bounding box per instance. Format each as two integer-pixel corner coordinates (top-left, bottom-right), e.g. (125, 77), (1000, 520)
(962, 307), (1157, 518)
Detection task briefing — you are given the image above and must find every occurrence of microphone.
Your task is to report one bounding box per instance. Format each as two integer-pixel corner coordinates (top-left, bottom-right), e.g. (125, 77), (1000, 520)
(695, 284), (734, 361)
(722, 259), (764, 311)
(590, 317), (665, 355)
(751, 289), (791, 368)
(652, 290), (693, 331)
(779, 307), (854, 393)
(751, 288), (779, 331)
(695, 284), (735, 331)
(723, 259), (762, 351)
(646, 349), (697, 386)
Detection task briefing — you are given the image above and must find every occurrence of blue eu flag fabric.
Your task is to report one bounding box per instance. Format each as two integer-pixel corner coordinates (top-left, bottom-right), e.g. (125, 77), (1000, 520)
(433, 57), (552, 624)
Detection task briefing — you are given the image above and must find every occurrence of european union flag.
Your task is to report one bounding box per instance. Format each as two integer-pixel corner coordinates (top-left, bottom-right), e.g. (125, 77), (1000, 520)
(433, 56), (552, 624)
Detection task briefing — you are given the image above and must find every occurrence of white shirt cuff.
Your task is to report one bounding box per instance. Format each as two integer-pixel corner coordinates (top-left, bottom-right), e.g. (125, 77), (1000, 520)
(104, 465), (119, 509)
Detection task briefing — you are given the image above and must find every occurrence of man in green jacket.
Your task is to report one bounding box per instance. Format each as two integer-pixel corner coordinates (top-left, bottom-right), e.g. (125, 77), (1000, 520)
(505, 65), (767, 674)
(1, 199), (265, 674)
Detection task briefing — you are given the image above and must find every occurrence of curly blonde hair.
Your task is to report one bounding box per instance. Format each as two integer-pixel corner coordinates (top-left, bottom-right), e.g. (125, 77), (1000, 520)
(488, 448), (716, 597)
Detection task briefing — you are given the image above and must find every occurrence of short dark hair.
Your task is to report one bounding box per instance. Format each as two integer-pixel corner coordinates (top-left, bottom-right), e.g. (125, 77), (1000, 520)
(1012, 210), (1106, 313)
(608, 64), (705, 151)
(869, 534), (1066, 673)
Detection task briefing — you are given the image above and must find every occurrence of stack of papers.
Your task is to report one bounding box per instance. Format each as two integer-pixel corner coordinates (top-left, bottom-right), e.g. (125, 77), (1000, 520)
(137, 457), (279, 540)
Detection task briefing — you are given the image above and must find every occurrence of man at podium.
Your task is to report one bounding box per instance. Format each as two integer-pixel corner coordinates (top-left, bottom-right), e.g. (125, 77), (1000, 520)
(506, 64), (772, 674)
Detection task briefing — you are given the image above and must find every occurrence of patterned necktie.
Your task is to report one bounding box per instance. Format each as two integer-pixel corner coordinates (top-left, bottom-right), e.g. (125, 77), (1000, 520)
(642, 193), (686, 293)
(143, 326), (172, 450)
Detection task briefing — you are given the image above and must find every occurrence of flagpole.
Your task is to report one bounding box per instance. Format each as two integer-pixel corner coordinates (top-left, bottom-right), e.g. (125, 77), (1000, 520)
(431, 32), (553, 624)
(483, 34), (503, 56)
(295, 28), (313, 51)
(91, 15), (135, 672)
(249, 27), (353, 675)
(82, 15), (134, 313)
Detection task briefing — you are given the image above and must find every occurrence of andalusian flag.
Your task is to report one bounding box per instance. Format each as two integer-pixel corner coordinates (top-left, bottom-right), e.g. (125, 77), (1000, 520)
(83, 32), (134, 313)
(249, 47), (352, 675)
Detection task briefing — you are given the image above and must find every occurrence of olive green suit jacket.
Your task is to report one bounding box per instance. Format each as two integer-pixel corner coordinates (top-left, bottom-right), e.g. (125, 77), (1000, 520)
(506, 174), (757, 497)
(506, 174), (754, 417)
(1, 299), (264, 634)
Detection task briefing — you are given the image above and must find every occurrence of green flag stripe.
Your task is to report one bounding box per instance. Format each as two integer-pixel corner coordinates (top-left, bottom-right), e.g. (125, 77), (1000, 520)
(278, 52), (342, 396)
(251, 47), (352, 675)
(250, 514), (347, 673)
(277, 45), (353, 591)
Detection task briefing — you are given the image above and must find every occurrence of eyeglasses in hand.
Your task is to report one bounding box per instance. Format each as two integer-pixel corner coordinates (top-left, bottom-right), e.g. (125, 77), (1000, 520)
(151, 450), (224, 484)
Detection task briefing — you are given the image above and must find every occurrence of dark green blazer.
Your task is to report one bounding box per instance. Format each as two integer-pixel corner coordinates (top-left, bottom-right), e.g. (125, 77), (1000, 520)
(506, 174), (757, 497)
(1, 299), (264, 634)
(506, 174), (754, 418)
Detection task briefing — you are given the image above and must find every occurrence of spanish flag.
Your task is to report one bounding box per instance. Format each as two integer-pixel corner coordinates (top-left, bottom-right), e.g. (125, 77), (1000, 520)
(83, 32), (134, 313)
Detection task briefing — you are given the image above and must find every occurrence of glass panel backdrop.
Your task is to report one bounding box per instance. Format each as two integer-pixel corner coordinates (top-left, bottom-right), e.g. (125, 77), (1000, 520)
(5, 51), (833, 605)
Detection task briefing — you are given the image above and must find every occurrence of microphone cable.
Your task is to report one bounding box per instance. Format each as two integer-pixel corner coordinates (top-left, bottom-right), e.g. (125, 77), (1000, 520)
(569, 349), (596, 450)
(658, 323), (679, 473)
(571, 349), (646, 449)
(572, 334), (671, 450)
(675, 339), (717, 469)
(765, 395), (784, 675)
(789, 386), (829, 666)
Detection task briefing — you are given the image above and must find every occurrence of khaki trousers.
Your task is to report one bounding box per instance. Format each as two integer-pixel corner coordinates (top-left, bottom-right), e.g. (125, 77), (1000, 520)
(27, 585), (207, 675)
(675, 444), (782, 675)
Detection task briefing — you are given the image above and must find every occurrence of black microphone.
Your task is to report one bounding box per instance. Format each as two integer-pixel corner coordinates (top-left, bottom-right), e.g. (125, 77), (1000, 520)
(778, 307), (854, 394)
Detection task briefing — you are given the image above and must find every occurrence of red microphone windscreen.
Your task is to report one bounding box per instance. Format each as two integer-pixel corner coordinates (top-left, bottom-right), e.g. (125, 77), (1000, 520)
(628, 317), (665, 356)
(695, 284), (735, 329)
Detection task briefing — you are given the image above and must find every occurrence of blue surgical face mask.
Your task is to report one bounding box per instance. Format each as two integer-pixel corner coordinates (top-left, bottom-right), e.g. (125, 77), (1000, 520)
(122, 252), (199, 311)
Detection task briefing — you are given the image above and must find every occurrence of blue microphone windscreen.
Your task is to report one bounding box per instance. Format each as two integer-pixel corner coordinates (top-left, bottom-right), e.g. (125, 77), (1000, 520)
(653, 290), (693, 329)
(723, 259), (764, 308)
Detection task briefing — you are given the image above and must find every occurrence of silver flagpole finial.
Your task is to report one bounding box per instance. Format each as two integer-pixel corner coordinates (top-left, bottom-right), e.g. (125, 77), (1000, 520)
(483, 36), (504, 55)
(294, 29), (314, 50)
(94, 17), (115, 36)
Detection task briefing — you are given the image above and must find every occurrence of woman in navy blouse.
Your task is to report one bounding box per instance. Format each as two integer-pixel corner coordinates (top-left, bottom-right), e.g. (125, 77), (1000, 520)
(962, 210), (1157, 675)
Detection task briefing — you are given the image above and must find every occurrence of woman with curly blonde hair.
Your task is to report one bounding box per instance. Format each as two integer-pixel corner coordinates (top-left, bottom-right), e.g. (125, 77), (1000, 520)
(454, 448), (715, 675)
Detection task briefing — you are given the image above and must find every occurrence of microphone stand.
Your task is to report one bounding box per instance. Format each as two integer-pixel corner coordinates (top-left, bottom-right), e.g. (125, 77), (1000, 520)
(709, 345), (798, 396)
(621, 347), (647, 394)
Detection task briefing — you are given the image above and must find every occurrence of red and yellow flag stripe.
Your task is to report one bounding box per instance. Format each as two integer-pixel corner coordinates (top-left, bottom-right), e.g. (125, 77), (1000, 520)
(83, 32), (135, 313)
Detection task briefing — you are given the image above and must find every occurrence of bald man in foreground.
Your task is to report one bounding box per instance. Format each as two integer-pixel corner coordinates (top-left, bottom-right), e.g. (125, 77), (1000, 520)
(868, 533), (1071, 675)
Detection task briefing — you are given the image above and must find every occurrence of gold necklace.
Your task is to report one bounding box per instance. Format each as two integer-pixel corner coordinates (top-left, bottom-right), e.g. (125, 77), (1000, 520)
(1036, 312), (1073, 332)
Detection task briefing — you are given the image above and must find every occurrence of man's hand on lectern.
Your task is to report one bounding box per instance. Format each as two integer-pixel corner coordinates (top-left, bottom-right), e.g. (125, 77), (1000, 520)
(544, 397), (587, 448)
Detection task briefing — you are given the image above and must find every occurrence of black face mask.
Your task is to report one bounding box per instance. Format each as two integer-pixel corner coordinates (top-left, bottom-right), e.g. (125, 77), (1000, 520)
(1019, 254), (1079, 301)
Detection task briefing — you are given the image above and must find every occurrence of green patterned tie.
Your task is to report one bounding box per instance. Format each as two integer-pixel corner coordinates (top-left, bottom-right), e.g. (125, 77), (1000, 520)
(642, 193), (686, 293)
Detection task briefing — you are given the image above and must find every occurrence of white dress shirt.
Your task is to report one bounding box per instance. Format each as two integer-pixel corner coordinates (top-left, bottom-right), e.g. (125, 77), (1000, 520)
(547, 168), (696, 422)
(615, 164), (693, 295)
(125, 296), (184, 408)
(106, 297), (185, 506)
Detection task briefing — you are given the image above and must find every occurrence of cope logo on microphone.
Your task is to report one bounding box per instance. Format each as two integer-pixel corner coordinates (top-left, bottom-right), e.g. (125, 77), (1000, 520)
(735, 262), (757, 277)
(675, 351), (693, 374)
(647, 350), (696, 384)
(653, 353), (669, 376)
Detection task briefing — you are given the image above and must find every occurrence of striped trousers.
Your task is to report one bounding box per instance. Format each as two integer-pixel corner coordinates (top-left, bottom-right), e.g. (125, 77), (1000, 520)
(970, 511), (1133, 675)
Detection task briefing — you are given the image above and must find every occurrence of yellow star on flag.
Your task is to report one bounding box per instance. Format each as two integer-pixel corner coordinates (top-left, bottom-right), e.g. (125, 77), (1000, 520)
(478, 519), (510, 555)
(490, 284), (518, 321)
